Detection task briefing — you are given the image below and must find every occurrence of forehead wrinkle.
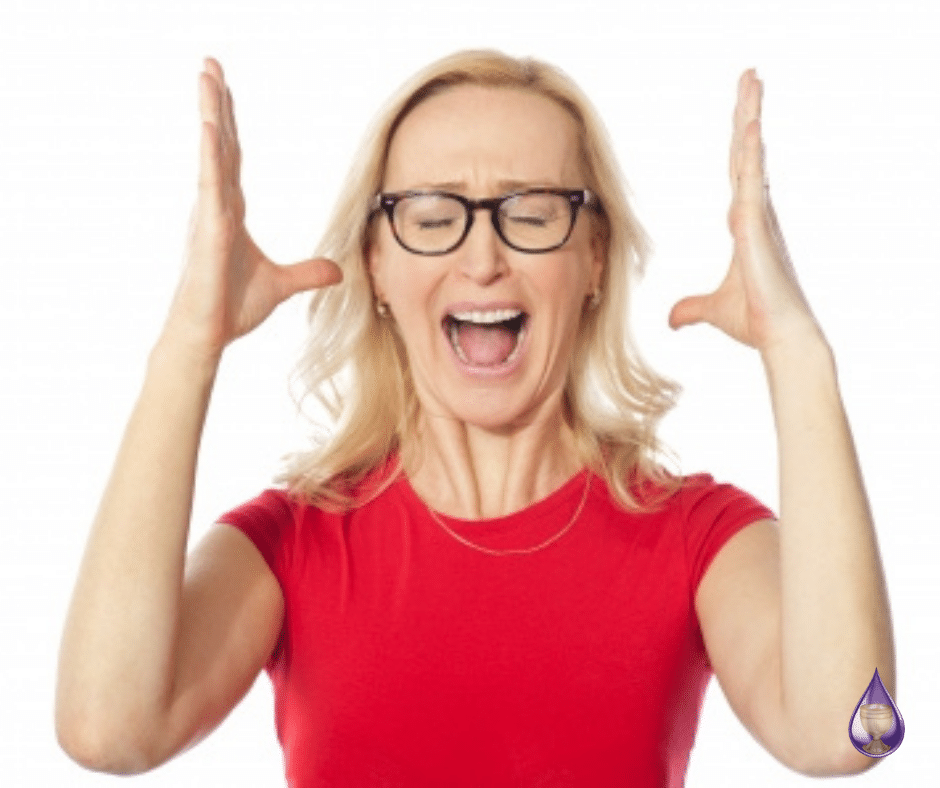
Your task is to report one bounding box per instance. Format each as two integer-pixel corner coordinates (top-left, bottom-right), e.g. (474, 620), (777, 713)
(388, 157), (579, 196)
(405, 177), (573, 193)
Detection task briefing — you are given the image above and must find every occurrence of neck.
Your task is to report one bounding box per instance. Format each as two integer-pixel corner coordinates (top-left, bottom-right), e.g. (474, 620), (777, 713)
(403, 394), (584, 519)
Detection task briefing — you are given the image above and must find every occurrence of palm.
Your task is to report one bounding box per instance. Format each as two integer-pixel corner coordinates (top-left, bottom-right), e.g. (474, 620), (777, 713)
(669, 71), (818, 353)
(166, 59), (342, 359)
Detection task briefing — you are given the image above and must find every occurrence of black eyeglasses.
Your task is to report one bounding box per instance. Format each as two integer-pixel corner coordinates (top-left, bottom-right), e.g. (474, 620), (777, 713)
(373, 188), (601, 255)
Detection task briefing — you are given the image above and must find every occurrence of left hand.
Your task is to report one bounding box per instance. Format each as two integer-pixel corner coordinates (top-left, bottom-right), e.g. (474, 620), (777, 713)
(668, 70), (822, 354)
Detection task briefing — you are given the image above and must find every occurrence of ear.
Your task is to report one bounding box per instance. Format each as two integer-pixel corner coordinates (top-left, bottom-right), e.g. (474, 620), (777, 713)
(589, 224), (606, 294)
(367, 235), (387, 304)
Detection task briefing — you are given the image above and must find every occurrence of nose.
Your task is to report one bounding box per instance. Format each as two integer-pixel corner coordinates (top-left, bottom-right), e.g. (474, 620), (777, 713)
(456, 208), (508, 285)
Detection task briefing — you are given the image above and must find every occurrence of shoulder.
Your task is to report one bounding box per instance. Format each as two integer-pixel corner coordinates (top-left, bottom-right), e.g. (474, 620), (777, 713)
(675, 473), (772, 521)
(217, 456), (405, 544)
(622, 468), (762, 515)
(218, 487), (306, 539)
(681, 473), (775, 591)
(625, 470), (775, 588)
(220, 487), (298, 521)
(276, 451), (406, 513)
(215, 487), (320, 581)
(623, 468), (771, 518)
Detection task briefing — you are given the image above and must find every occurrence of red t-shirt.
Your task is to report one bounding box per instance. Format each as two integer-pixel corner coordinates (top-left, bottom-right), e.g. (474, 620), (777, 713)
(219, 460), (774, 787)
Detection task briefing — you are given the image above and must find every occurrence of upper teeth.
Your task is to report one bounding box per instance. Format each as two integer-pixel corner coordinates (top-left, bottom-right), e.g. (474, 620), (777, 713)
(448, 308), (523, 324)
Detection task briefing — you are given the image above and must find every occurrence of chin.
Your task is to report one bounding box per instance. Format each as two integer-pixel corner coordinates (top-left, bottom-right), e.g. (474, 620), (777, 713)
(444, 390), (541, 434)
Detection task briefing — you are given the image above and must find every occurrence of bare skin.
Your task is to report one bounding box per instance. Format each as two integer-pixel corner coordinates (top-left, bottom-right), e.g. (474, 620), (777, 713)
(55, 59), (341, 772)
(56, 62), (893, 778)
(369, 86), (602, 519)
(677, 71), (894, 773)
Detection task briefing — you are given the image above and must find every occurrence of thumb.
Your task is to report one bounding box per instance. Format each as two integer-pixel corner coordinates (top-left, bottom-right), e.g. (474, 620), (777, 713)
(274, 257), (343, 300)
(668, 294), (710, 330)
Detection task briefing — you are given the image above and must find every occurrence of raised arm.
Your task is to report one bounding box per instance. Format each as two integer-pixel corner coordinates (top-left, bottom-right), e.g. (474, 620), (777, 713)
(55, 59), (341, 773)
(671, 71), (894, 774)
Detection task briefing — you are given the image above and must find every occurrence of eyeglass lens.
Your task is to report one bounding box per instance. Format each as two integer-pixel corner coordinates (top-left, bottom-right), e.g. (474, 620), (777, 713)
(392, 193), (574, 254)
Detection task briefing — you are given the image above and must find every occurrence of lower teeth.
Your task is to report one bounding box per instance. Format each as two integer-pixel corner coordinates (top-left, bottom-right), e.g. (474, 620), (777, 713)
(505, 323), (527, 363)
(448, 322), (469, 363)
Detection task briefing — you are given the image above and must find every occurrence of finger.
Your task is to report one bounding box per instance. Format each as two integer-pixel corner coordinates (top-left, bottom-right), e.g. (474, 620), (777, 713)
(742, 72), (762, 178)
(729, 73), (745, 184)
(216, 74), (234, 178)
(273, 258), (344, 301)
(730, 69), (761, 188)
(738, 117), (766, 210)
(225, 87), (242, 187)
(198, 62), (244, 214)
(668, 294), (710, 330)
(208, 66), (242, 197)
(197, 76), (224, 213)
(196, 123), (226, 225)
(198, 67), (221, 127)
(727, 118), (767, 239)
(203, 57), (225, 91)
(201, 60), (236, 186)
(730, 71), (750, 184)
(200, 59), (226, 128)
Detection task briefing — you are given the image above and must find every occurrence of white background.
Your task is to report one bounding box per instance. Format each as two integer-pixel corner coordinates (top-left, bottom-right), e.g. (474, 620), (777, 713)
(1, 0), (936, 785)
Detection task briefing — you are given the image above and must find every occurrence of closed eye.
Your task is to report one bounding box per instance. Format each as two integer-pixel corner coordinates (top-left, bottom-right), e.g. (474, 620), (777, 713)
(416, 218), (458, 230)
(507, 215), (550, 227)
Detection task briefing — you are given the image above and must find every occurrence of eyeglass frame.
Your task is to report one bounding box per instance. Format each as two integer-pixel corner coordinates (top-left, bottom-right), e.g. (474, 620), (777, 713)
(371, 188), (602, 256)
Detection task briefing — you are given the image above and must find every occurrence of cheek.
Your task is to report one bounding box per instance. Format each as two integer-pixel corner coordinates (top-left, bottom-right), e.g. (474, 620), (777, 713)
(371, 247), (405, 305)
(387, 263), (437, 309)
(540, 251), (593, 311)
(370, 222), (423, 300)
(377, 254), (443, 335)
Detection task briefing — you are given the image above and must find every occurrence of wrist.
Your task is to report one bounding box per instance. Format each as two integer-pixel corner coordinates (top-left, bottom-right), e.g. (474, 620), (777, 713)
(149, 328), (223, 385)
(760, 322), (833, 376)
(760, 330), (841, 414)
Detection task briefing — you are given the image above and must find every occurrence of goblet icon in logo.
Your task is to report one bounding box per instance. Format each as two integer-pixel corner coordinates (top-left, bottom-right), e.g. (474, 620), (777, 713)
(859, 704), (894, 755)
(849, 668), (903, 757)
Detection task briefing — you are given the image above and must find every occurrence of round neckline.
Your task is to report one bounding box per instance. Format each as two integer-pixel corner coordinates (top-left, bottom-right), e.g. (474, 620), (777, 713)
(396, 464), (595, 548)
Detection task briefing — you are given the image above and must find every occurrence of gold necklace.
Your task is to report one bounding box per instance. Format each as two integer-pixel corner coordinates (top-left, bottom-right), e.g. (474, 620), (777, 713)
(422, 472), (591, 556)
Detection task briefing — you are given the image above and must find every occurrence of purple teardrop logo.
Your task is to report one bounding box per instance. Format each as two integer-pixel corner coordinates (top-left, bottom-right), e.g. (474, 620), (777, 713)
(849, 668), (903, 757)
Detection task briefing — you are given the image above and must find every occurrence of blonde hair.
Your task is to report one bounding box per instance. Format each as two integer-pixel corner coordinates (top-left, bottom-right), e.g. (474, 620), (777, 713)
(278, 49), (680, 511)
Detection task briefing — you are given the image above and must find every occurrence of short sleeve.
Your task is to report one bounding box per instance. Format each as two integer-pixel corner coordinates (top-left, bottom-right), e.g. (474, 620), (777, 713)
(216, 489), (296, 589)
(680, 474), (776, 593)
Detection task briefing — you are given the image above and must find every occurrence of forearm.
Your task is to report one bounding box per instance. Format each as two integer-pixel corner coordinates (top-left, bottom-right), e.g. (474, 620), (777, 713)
(763, 332), (894, 767)
(56, 334), (220, 770)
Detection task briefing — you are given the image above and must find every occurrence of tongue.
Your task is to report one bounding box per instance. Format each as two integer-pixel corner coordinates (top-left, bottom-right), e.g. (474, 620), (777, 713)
(456, 322), (516, 366)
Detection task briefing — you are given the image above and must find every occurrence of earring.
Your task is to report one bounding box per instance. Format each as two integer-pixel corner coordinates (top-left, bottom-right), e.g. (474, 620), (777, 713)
(376, 301), (389, 317)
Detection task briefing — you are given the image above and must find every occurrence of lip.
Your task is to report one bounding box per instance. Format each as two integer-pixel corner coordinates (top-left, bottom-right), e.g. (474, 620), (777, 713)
(441, 311), (531, 379)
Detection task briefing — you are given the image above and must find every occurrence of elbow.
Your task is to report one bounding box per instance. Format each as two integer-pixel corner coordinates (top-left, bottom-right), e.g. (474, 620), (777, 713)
(783, 741), (881, 778)
(55, 705), (163, 775)
(57, 729), (149, 775)
(824, 746), (882, 777)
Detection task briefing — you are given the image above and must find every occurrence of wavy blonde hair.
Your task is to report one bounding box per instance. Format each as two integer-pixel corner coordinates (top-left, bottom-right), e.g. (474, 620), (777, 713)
(278, 49), (680, 512)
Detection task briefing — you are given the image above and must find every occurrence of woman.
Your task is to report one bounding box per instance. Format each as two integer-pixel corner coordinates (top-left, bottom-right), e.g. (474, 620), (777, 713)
(56, 51), (894, 785)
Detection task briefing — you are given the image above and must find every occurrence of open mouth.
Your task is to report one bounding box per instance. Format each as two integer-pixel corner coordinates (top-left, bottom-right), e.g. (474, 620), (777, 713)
(442, 309), (529, 367)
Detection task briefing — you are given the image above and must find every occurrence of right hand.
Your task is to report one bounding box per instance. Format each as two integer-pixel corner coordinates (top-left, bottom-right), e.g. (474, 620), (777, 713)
(163, 58), (343, 362)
